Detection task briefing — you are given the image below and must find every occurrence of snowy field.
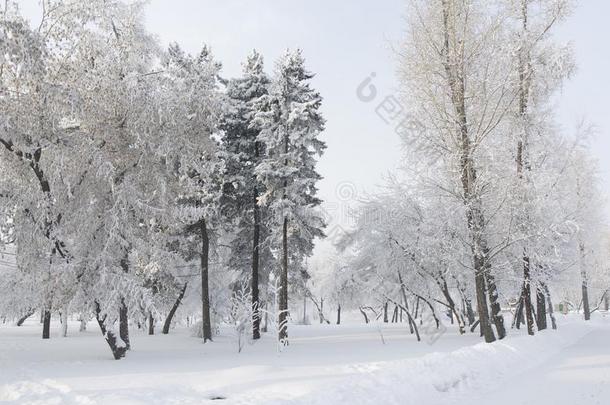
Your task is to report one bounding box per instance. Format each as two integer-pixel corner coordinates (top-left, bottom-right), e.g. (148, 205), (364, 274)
(1, 314), (608, 405)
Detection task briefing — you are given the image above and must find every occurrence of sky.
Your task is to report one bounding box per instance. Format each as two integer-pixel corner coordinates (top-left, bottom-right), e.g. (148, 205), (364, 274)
(554, 0), (610, 210)
(17, 0), (610, 259)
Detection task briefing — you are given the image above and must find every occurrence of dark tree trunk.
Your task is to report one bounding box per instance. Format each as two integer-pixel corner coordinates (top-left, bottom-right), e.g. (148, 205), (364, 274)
(251, 141), (262, 340)
(474, 257), (495, 342)
(336, 304), (341, 325)
(319, 298), (325, 324)
(391, 305), (398, 323)
(416, 295), (440, 328)
(484, 265), (506, 339)
(464, 298), (475, 326)
(251, 200), (261, 340)
(94, 301), (127, 360)
(579, 243), (591, 320)
(119, 253), (131, 349)
(383, 301), (389, 323)
(542, 283), (557, 330)
(42, 309), (51, 339)
(470, 319), (480, 333)
(397, 270), (421, 341)
(119, 298), (130, 349)
(513, 296), (524, 329)
(439, 278), (465, 334)
(148, 312), (154, 335)
(162, 282), (188, 334)
(278, 216), (289, 344)
(359, 307), (369, 324)
(201, 219), (213, 342)
(17, 309), (35, 326)
(277, 120), (290, 345)
(536, 285), (547, 331)
(522, 257), (535, 335)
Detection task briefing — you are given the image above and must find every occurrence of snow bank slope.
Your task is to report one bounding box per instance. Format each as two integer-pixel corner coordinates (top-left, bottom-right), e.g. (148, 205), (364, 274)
(261, 321), (602, 405)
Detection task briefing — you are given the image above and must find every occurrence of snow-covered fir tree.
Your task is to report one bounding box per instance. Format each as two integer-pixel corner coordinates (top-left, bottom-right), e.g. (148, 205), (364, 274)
(253, 49), (326, 344)
(220, 50), (272, 340)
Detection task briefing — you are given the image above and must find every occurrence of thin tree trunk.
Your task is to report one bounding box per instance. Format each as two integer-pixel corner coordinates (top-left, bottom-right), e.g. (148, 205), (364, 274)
(455, 279), (475, 327)
(512, 295), (524, 329)
(201, 219), (213, 341)
(336, 304), (341, 325)
(397, 270), (420, 340)
(319, 298), (325, 324)
(302, 294), (307, 324)
(277, 114), (290, 345)
(391, 305), (398, 323)
(579, 242), (591, 320)
(16, 309), (35, 326)
(416, 295), (440, 328)
(162, 282), (188, 334)
(439, 278), (465, 334)
(359, 306), (369, 324)
(251, 200), (261, 340)
(388, 297), (421, 342)
(470, 319), (480, 333)
(278, 216), (289, 344)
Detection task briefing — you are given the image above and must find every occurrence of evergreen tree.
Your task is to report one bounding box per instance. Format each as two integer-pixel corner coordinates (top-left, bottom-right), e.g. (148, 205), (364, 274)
(253, 49), (326, 345)
(220, 50), (271, 340)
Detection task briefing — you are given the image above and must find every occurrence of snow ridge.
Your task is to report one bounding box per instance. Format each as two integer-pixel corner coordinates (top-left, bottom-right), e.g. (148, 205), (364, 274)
(260, 321), (601, 405)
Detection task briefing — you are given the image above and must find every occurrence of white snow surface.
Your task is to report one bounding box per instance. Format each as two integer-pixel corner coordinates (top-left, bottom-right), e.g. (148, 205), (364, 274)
(1, 315), (608, 404)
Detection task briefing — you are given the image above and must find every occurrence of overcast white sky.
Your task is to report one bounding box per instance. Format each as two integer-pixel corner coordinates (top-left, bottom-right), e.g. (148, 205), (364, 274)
(19, 0), (610, 256)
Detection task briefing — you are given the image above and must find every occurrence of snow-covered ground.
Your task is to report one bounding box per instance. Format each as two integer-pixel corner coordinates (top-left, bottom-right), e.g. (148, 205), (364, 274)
(466, 323), (610, 405)
(0, 314), (608, 404)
